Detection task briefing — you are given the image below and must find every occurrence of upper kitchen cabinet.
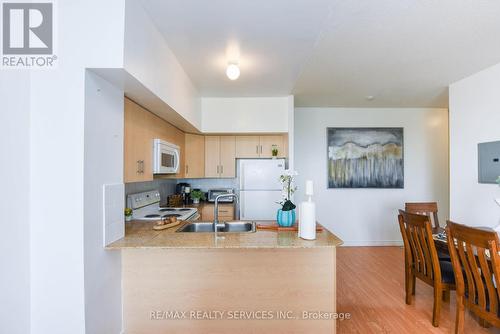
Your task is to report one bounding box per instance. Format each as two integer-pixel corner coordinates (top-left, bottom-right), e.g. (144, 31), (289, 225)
(235, 135), (287, 158)
(124, 98), (185, 183)
(205, 136), (236, 178)
(124, 98), (153, 183)
(259, 135), (285, 158)
(235, 136), (260, 158)
(184, 133), (205, 178)
(219, 136), (236, 177)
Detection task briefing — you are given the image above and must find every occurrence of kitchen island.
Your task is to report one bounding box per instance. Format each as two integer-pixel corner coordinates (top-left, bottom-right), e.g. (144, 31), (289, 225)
(108, 220), (343, 334)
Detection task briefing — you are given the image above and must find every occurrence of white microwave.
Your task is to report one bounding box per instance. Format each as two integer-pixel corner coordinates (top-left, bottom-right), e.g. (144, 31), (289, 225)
(153, 139), (180, 174)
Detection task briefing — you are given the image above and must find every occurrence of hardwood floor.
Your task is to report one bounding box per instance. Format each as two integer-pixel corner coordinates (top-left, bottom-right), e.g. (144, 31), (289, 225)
(337, 246), (500, 334)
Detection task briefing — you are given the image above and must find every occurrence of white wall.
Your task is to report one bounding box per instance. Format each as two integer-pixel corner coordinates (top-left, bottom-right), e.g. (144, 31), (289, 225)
(449, 63), (500, 227)
(294, 108), (449, 246)
(201, 97), (291, 133)
(124, 0), (201, 129)
(0, 72), (31, 334)
(29, 1), (125, 333)
(83, 71), (123, 334)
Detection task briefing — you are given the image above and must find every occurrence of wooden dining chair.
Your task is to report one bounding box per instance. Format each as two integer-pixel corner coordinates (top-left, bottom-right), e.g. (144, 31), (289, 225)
(398, 210), (456, 327)
(405, 202), (441, 229)
(446, 221), (500, 334)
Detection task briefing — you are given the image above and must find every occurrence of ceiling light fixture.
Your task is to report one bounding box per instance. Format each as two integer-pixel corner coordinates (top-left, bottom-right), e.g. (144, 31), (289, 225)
(226, 63), (240, 80)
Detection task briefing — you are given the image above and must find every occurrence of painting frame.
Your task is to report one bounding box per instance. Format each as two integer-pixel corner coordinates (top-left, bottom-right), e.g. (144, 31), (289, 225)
(326, 127), (404, 189)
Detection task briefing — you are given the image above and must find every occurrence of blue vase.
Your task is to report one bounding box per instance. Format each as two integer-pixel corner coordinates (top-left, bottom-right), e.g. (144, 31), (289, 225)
(277, 209), (296, 227)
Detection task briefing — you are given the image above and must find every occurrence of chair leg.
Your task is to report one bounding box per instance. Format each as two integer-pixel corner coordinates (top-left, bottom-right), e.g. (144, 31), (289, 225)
(455, 295), (465, 334)
(479, 318), (490, 328)
(432, 286), (442, 327)
(411, 275), (416, 295)
(405, 272), (413, 305)
(442, 289), (450, 302)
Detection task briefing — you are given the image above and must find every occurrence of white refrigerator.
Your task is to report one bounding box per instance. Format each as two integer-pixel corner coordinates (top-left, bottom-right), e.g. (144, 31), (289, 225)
(238, 159), (285, 220)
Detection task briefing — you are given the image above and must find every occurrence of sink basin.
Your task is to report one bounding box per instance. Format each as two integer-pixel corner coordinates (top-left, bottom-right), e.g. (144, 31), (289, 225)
(176, 221), (256, 233)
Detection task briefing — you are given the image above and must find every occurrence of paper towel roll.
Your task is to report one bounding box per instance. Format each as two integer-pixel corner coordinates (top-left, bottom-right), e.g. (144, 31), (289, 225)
(299, 201), (316, 240)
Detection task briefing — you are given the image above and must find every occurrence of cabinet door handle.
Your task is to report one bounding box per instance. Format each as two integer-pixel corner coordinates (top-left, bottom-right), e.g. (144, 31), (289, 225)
(137, 160), (141, 174)
(260, 145), (263, 154)
(256, 145), (259, 154)
(220, 165), (223, 174)
(216, 165), (219, 174)
(186, 165), (189, 175)
(140, 160), (144, 173)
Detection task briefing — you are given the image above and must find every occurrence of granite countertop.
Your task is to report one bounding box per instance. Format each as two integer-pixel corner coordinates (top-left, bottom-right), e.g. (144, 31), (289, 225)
(106, 220), (343, 249)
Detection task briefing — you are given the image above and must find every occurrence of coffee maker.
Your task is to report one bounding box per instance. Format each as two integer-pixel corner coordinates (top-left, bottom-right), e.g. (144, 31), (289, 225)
(176, 182), (191, 205)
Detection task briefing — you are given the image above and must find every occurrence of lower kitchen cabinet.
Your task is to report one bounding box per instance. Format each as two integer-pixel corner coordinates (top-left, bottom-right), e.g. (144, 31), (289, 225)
(200, 203), (234, 221)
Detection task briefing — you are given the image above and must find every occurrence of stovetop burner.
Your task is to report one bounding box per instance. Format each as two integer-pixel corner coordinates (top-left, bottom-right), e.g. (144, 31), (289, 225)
(177, 208), (192, 211)
(144, 214), (161, 218)
(159, 208), (176, 212)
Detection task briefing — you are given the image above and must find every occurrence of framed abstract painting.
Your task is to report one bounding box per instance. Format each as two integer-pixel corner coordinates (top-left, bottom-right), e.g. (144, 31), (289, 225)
(327, 127), (404, 188)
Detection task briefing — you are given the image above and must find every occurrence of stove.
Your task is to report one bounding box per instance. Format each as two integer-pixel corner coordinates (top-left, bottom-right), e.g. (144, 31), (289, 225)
(127, 190), (199, 221)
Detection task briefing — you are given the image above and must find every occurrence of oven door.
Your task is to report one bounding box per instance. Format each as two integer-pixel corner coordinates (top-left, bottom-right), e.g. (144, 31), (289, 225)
(154, 140), (180, 174)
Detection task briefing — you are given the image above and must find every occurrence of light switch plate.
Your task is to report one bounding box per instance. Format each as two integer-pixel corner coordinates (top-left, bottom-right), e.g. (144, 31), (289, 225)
(103, 183), (125, 246)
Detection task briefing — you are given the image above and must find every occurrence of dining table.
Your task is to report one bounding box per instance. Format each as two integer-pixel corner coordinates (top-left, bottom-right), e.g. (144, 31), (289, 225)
(432, 227), (449, 255)
(432, 226), (500, 258)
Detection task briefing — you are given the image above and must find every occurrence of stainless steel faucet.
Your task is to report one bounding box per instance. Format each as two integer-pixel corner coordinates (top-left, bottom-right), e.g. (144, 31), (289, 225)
(214, 193), (239, 232)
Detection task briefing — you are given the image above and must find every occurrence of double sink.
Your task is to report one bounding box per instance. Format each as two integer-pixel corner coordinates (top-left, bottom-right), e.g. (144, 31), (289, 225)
(176, 221), (256, 233)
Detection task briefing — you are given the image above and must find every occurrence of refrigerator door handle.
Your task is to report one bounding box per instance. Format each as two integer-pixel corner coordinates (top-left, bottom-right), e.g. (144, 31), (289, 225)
(240, 196), (245, 220)
(239, 162), (244, 189)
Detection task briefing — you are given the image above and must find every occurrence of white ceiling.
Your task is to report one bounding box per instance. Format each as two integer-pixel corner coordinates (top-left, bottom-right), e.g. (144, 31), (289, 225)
(140, 0), (500, 108)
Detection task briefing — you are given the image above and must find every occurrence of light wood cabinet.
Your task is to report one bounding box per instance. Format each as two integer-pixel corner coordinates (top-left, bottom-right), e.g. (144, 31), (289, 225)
(124, 98), (185, 183)
(219, 136), (236, 177)
(204, 136), (220, 178)
(235, 136), (260, 158)
(204, 136), (236, 178)
(201, 204), (234, 221)
(259, 135), (285, 158)
(235, 135), (286, 158)
(124, 98), (153, 183)
(125, 97), (288, 182)
(184, 134), (205, 178)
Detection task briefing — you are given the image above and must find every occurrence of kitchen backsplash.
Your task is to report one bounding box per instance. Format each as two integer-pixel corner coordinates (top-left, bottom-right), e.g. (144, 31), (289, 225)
(124, 178), (240, 207)
(177, 178), (238, 192)
(124, 179), (177, 204)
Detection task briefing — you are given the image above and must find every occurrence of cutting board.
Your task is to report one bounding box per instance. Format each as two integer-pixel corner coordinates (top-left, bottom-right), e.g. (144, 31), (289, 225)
(256, 223), (323, 232)
(152, 220), (182, 231)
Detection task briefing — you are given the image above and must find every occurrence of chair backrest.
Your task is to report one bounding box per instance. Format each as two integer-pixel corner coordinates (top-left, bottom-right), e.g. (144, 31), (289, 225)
(398, 210), (441, 285)
(446, 221), (500, 324)
(405, 202), (440, 229)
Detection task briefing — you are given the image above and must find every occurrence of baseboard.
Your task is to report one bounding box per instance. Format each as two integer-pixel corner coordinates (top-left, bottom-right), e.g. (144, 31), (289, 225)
(340, 240), (403, 247)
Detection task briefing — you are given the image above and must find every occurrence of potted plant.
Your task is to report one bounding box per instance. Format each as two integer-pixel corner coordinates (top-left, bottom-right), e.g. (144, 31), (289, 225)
(271, 145), (279, 158)
(277, 170), (298, 227)
(190, 189), (206, 204)
(124, 207), (133, 222)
